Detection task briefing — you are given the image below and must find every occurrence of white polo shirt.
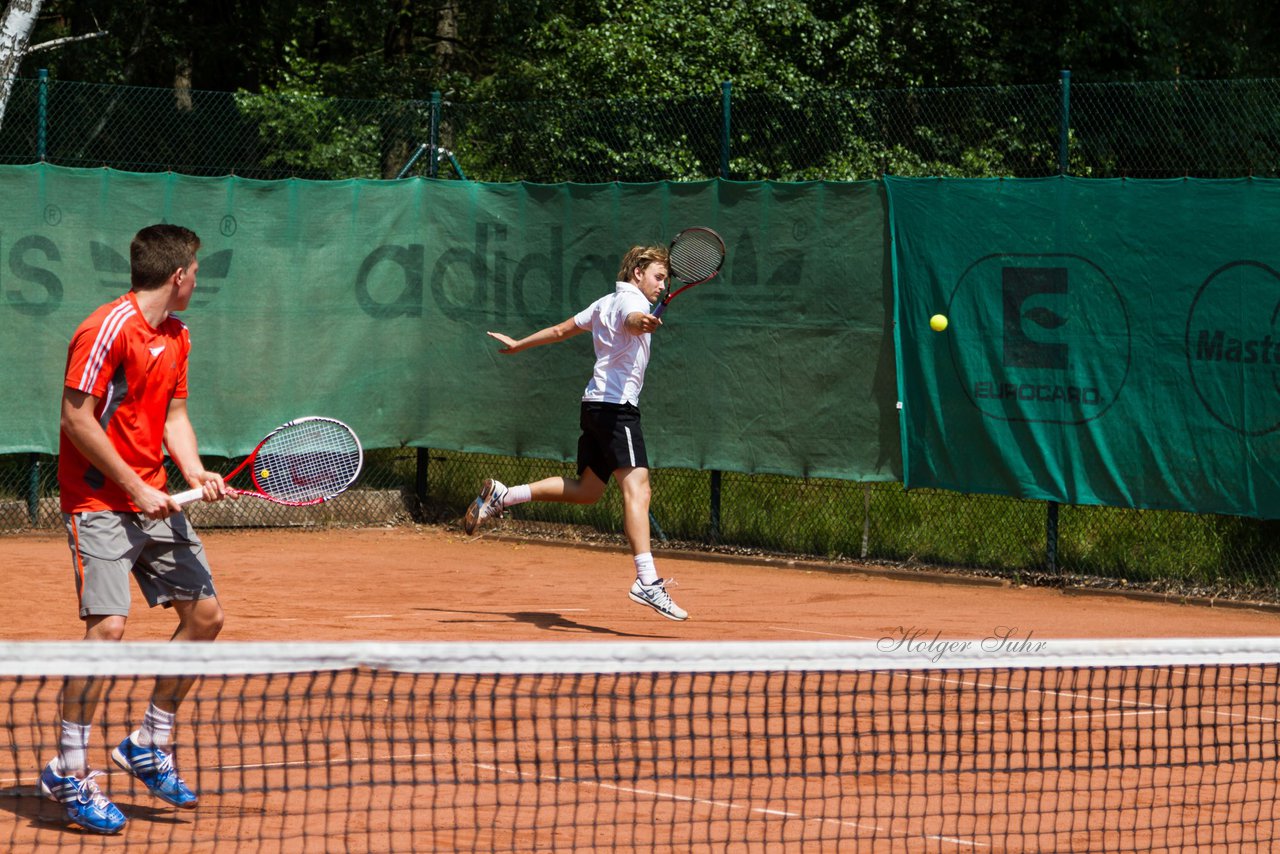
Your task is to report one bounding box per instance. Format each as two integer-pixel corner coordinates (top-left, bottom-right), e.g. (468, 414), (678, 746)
(574, 281), (652, 406)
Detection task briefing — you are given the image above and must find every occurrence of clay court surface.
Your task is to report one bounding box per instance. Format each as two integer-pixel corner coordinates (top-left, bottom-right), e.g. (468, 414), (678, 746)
(3, 524), (1279, 642)
(3, 526), (1280, 852)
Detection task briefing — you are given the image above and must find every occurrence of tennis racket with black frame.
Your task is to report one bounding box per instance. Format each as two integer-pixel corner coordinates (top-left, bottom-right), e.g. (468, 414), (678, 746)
(653, 226), (726, 318)
(173, 416), (363, 507)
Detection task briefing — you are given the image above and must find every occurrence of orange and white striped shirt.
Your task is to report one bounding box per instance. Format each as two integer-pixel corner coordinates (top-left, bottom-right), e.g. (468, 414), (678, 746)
(58, 292), (190, 512)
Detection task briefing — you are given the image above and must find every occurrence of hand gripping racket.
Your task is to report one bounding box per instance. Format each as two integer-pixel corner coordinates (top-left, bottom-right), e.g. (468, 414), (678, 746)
(173, 417), (363, 507)
(653, 226), (726, 318)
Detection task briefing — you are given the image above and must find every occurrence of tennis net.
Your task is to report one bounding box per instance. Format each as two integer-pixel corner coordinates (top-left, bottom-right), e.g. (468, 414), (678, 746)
(1, 637), (1277, 852)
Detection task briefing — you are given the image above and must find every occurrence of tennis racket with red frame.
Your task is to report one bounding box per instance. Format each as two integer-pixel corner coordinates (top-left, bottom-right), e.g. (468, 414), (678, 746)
(173, 416), (363, 507)
(653, 226), (726, 318)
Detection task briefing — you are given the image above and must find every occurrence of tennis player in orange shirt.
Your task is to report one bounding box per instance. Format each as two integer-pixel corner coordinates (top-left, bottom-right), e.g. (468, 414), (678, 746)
(40, 225), (232, 834)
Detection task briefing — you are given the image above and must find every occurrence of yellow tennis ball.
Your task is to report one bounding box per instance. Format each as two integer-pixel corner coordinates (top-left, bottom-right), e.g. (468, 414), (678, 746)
(930, 314), (948, 332)
(259, 469), (270, 479)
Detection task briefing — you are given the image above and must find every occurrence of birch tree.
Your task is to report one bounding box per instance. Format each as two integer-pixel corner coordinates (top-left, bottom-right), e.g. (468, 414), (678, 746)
(0, 0), (42, 133)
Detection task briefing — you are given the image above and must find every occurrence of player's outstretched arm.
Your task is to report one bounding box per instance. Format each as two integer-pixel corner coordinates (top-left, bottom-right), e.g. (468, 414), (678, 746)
(487, 318), (585, 354)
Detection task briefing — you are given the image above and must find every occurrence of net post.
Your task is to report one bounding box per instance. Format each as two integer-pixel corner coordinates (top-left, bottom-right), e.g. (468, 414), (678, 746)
(37, 69), (48, 160)
(1058, 69), (1071, 175)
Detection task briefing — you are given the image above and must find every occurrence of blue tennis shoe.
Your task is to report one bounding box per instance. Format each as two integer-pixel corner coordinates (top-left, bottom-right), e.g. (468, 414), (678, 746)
(39, 762), (127, 834)
(111, 735), (198, 808)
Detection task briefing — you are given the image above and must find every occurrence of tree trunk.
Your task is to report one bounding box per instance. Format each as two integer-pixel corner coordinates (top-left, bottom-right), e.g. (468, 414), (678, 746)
(434, 1), (458, 162)
(175, 52), (194, 112)
(0, 0), (45, 134)
(380, 1), (418, 178)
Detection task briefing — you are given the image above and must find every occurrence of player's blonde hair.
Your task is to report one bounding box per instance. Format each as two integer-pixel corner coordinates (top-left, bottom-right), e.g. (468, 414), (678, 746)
(617, 245), (669, 283)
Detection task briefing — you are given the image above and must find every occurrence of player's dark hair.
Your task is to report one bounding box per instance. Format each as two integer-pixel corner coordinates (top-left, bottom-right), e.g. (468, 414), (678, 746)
(617, 245), (669, 283)
(131, 224), (201, 290)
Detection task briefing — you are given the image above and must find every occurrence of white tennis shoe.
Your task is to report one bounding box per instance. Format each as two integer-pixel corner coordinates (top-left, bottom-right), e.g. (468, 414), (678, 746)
(463, 478), (507, 535)
(628, 578), (689, 621)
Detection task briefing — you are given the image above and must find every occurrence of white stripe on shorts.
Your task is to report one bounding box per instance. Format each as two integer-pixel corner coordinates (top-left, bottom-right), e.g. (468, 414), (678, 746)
(624, 426), (636, 467)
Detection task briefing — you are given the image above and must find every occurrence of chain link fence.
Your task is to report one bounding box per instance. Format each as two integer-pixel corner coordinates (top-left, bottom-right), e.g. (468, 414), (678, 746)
(4, 76), (1280, 180)
(4, 74), (1280, 601)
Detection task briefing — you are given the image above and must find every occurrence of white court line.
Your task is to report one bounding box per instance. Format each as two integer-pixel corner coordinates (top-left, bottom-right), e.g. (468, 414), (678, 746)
(770, 626), (877, 640)
(473, 760), (989, 849)
(1, 749), (989, 850)
(916, 670), (1274, 727)
(0, 753), (436, 788)
(473, 762), (888, 836)
(935, 836), (988, 848)
(912, 669), (1280, 725)
(18, 657), (1271, 850)
(348, 608), (591, 619)
(509, 608), (589, 612)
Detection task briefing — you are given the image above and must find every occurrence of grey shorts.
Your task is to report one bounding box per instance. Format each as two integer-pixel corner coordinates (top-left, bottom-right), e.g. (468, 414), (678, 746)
(63, 510), (217, 619)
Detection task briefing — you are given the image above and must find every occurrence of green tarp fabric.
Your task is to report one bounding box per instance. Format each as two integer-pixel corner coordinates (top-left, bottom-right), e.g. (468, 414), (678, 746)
(8, 166), (1280, 519)
(887, 175), (1280, 519)
(0, 165), (898, 481)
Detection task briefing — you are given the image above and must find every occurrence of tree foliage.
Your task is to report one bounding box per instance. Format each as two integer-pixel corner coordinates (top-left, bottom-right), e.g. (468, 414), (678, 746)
(21, 0), (1280, 97)
(7, 0), (1280, 180)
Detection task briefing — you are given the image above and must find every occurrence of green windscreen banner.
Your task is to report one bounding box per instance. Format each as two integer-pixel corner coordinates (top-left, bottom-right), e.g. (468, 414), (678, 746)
(887, 176), (1280, 519)
(0, 165), (898, 481)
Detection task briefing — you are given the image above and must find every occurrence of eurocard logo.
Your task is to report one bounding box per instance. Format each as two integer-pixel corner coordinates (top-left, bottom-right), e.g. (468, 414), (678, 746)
(949, 254), (1131, 424)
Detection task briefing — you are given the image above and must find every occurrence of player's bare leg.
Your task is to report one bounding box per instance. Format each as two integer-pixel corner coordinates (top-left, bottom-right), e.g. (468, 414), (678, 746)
(616, 467), (687, 621)
(528, 469), (608, 504)
(114, 597), (221, 810)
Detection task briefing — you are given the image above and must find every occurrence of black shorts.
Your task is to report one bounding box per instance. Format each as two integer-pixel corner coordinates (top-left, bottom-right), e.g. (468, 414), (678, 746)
(577, 402), (648, 482)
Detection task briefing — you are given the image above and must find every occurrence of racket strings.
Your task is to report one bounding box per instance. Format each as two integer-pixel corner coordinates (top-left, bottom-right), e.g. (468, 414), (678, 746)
(668, 233), (725, 283)
(251, 420), (362, 503)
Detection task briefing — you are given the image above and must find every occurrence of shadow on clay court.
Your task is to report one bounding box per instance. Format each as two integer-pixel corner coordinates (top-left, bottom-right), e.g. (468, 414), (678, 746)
(416, 607), (677, 638)
(0, 784), (191, 834)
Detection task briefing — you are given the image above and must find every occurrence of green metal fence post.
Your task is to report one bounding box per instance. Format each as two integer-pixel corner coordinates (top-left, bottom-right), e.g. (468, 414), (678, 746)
(1047, 69), (1071, 567)
(429, 91), (441, 179)
(37, 69), (48, 160)
(720, 80), (731, 179)
(395, 143), (429, 178)
(27, 455), (40, 525)
(709, 471), (722, 544)
(707, 81), (732, 543)
(415, 448), (429, 521)
(410, 91), (444, 516)
(1046, 500), (1059, 575)
(1058, 69), (1071, 175)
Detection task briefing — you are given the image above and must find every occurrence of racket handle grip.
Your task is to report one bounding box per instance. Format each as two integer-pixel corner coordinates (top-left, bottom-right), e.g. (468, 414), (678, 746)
(172, 486), (205, 506)
(653, 301), (668, 319)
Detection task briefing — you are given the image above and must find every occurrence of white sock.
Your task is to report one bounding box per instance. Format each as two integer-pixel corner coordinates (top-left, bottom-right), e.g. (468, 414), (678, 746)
(58, 720), (91, 776)
(634, 552), (658, 585)
(502, 484), (532, 508)
(135, 703), (176, 749)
